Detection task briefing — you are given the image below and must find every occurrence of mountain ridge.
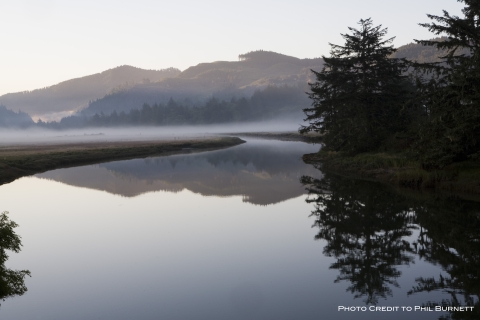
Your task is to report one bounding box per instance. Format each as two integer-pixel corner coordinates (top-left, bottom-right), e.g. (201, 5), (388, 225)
(80, 51), (323, 117)
(0, 43), (448, 121)
(0, 65), (180, 120)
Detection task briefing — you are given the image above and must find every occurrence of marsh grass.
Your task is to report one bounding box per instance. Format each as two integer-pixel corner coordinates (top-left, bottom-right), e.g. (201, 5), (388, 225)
(304, 149), (480, 195)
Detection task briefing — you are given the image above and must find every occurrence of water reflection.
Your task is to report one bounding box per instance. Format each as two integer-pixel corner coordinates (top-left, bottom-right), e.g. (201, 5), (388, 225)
(2, 138), (479, 319)
(301, 174), (416, 304)
(0, 211), (30, 305)
(302, 172), (480, 318)
(409, 197), (480, 319)
(37, 140), (321, 205)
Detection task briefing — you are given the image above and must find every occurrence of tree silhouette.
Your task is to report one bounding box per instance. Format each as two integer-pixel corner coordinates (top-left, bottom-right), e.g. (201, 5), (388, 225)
(414, 1), (480, 168)
(301, 174), (416, 304)
(0, 211), (31, 305)
(301, 18), (411, 154)
(408, 197), (480, 320)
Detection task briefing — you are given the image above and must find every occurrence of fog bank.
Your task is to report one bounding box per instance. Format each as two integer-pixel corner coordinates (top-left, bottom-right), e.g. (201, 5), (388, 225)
(0, 120), (301, 146)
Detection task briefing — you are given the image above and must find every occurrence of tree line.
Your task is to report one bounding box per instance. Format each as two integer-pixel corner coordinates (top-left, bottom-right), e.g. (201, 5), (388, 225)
(0, 105), (34, 128)
(301, 0), (480, 169)
(38, 84), (308, 129)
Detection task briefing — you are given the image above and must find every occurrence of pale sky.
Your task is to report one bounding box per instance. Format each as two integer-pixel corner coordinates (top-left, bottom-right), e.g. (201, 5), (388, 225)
(0, 0), (464, 96)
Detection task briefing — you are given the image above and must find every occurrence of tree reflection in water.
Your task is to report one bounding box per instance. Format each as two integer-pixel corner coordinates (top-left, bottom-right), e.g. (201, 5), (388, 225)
(301, 172), (480, 318)
(301, 174), (416, 304)
(408, 197), (480, 320)
(0, 211), (30, 305)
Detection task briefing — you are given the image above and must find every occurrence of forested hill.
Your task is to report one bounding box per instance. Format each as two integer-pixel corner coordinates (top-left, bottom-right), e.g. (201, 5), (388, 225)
(391, 37), (470, 62)
(177, 50), (322, 81)
(79, 51), (324, 117)
(0, 66), (180, 120)
(43, 84), (309, 129)
(0, 45), (447, 123)
(0, 105), (34, 128)
(80, 46), (457, 118)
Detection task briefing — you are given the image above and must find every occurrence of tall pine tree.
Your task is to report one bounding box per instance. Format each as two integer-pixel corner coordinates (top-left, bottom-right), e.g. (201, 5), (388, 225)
(301, 19), (411, 154)
(414, 0), (480, 168)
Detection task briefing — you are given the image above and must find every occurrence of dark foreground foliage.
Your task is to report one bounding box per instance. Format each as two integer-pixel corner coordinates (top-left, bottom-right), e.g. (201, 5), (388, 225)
(302, 1), (480, 174)
(0, 211), (30, 305)
(412, 0), (480, 169)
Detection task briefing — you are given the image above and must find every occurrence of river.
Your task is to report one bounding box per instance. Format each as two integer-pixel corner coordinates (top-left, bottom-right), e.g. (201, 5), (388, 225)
(0, 138), (478, 319)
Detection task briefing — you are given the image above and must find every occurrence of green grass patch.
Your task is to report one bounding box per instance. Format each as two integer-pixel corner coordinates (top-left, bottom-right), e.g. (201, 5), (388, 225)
(303, 149), (480, 195)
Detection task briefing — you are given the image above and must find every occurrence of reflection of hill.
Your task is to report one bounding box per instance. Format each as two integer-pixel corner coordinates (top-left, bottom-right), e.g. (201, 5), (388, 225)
(37, 140), (321, 205)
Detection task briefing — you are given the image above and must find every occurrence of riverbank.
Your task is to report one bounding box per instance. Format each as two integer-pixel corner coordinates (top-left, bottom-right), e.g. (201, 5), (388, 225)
(303, 150), (480, 196)
(0, 136), (245, 185)
(225, 131), (322, 143)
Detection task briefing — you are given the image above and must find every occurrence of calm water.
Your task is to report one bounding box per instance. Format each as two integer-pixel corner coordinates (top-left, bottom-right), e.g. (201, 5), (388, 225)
(0, 139), (478, 319)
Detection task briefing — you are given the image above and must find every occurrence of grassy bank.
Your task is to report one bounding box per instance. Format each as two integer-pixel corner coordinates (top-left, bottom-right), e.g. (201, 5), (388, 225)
(225, 131), (322, 143)
(0, 137), (245, 185)
(303, 150), (480, 195)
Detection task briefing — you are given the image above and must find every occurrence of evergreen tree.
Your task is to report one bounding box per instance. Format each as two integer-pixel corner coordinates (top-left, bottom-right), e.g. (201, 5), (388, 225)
(301, 19), (411, 154)
(414, 1), (480, 168)
(0, 211), (31, 304)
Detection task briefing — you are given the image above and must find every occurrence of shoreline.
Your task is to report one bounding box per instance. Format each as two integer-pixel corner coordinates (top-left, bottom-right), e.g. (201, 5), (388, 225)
(0, 137), (245, 186)
(303, 150), (480, 200)
(224, 131), (322, 143)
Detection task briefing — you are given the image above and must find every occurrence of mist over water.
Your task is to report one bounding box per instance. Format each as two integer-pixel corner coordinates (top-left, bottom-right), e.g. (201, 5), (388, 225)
(0, 120), (302, 146)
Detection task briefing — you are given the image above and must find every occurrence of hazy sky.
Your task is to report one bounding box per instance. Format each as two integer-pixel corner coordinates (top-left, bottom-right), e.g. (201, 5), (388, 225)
(0, 0), (464, 96)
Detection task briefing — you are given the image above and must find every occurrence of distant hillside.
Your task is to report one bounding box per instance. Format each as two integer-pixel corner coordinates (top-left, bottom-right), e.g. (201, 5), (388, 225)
(86, 45), (468, 118)
(0, 66), (180, 120)
(81, 51), (323, 116)
(0, 105), (34, 128)
(392, 37), (470, 63)
(42, 84), (309, 129)
(3, 44), (452, 123)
